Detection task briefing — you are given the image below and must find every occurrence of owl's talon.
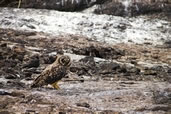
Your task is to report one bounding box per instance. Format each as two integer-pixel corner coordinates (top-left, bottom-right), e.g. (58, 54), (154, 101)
(51, 81), (60, 90)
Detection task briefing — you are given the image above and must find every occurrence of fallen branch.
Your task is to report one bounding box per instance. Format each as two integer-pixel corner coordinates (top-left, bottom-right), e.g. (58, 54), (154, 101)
(18, 0), (21, 8)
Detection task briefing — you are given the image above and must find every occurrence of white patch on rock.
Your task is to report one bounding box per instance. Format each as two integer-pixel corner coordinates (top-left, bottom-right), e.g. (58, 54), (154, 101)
(121, 0), (132, 12)
(48, 52), (57, 56)
(0, 8), (170, 45)
(0, 78), (8, 83)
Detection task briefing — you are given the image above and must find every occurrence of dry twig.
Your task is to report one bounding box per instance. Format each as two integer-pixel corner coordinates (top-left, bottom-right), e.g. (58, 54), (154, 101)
(18, 0), (21, 8)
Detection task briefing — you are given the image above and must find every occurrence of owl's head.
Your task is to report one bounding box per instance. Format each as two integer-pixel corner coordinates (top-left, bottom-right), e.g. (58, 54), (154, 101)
(57, 55), (71, 67)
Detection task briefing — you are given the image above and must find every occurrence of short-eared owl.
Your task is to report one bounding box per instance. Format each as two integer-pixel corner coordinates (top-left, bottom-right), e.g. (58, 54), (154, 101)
(31, 55), (71, 89)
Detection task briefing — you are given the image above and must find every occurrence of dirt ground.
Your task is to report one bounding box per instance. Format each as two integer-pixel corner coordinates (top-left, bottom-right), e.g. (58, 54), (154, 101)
(0, 28), (171, 113)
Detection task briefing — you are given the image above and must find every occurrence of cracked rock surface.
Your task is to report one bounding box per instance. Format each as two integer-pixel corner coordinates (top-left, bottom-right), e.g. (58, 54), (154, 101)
(0, 28), (171, 113)
(0, 6), (171, 114)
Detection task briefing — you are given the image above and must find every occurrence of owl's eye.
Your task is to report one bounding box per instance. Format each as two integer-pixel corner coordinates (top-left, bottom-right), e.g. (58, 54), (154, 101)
(61, 58), (65, 63)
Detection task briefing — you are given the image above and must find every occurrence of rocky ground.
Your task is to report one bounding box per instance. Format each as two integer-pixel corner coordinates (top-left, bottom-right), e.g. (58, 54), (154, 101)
(0, 27), (171, 113)
(0, 3), (171, 114)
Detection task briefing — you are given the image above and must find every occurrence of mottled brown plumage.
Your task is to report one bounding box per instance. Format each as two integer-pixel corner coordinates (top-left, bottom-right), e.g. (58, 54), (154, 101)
(31, 55), (71, 89)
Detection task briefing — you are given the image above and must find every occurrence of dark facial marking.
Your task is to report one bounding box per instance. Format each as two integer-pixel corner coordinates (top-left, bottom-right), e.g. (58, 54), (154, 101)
(59, 56), (71, 66)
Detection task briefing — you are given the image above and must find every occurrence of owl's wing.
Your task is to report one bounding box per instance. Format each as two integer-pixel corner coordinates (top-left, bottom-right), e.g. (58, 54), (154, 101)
(31, 65), (53, 88)
(31, 64), (67, 88)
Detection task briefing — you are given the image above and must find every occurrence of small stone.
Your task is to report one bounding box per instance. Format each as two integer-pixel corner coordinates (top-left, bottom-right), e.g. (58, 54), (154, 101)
(0, 111), (14, 114)
(59, 112), (66, 114)
(10, 91), (25, 98)
(5, 74), (16, 79)
(76, 102), (90, 108)
(164, 40), (171, 48)
(0, 43), (7, 47)
(127, 67), (140, 74)
(25, 110), (38, 114)
(143, 70), (157, 75)
(151, 105), (171, 111)
(0, 90), (10, 95)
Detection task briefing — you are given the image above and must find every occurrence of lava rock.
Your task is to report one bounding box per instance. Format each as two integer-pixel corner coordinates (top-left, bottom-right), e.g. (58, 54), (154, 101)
(127, 66), (140, 74)
(151, 105), (171, 111)
(6, 81), (26, 88)
(70, 57), (97, 76)
(23, 54), (40, 68)
(164, 40), (171, 48)
(42, 54), (57, 64)
(0, 90), (10, 96)
(79, 56), (96, 67)
(143, 70), (157, 75)
(94, 0), (171, 16)
(5, 74), (17, 79)
(153, 89), (171, 104)
(0, 111), (14, 114)
(71, 44), (124, 59)
(25, 110), (37, 114)
(97, 62), (120, 74)
(76, 102), (90, 108)
(10, 91), (25, 98)
(0, 43), (7, 47)
(85, 45), (125, 59)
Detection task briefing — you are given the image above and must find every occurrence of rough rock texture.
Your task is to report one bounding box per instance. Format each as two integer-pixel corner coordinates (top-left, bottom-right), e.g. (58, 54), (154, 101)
(0, 0), (171, 16)
(0, 28), (171, 113)
(0, 0), (107, 11)
(0, 3), (171, 113)
(95, 0), (171, 16)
